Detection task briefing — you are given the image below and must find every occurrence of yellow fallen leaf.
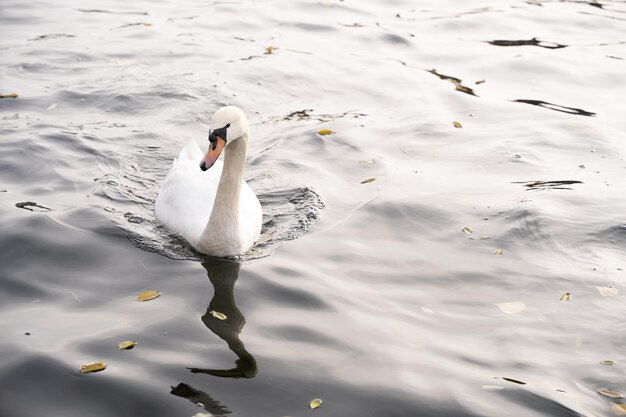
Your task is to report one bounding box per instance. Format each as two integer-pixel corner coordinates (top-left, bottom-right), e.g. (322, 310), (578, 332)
(560, 292), (571, 301)
(597, 286), (619, 297)
(598, 388), (624, 399)
(611, 403), (626, 416)
(496, 302), (526, 314)
(453, 121), (462, 128)
(309, 398), (322, 409)
(118, 340), (137, 350)
(360, 177), (375, 184)
(80, 360), (106, 374)
(135, 290), (161, 302)
(317, 129), (334, 135)
(495, 249), (504, 255)
(463, 227), (473, 234)
(143, 23), (152, 27)
(601, 360), (615, 365)
(0, 93), (18, 99)
(210, 310), (227, 320)
(265, 46), (277, 54)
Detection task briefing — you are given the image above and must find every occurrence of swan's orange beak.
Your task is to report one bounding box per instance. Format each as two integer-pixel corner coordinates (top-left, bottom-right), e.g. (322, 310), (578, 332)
(200, 135), (226, 171)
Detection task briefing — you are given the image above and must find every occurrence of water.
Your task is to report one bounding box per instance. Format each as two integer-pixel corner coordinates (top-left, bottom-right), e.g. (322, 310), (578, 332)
(1, 0), (626, 416)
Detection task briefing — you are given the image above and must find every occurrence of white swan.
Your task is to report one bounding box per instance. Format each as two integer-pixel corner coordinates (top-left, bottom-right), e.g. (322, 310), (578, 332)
(155, 106), (262, 257)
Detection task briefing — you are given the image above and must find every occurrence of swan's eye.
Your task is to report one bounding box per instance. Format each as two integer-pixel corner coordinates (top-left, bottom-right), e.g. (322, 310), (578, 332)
(208, 124), (230, 150)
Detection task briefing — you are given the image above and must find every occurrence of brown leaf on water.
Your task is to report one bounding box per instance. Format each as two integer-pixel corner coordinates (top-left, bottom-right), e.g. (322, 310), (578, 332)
(453, 121), (463, 128)
(502, 377), (526, 385)
(360, 177), (375, 184)
(309, 398), (323, 409)
(560, 292), (571, 301)
(495, 249), (504, 255)
(80, 360), (106, 374)
(317, 129), (334, 135)
(135, 290), (161, 302)
(0, 93), (18, 99)
(475, 79), (486, 85)
(264, 46), (277, 54)
(118, 341), (137, 350)
(601, 360), (615, 366)
(143, 23), (152, 27)
(463, 227), (473, 234)
(598, 388), (624, 399)
(611, 403), (626, 416)
(210, 310), (227, 320)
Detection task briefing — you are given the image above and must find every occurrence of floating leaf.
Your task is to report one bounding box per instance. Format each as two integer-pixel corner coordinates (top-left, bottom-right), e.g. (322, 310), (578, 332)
(556, 389), (566, 393)
(309, 398), (323, 409)
(611, 403), (626, 416)
(601, 360), (615, 366)
(598, 388), (624, 399)
(317, 129), (334, 135)
(463, 227), (473, 234)
(0, 93), (18, 99)
(80, 360), (106, 374)
(360, 177), (375, 184)
(358, 159), (375, 165)
(210, 310), (227, 320)
(143, 23), (152, 27)
(495, 249), (504, 255)
(265, 46), (277, 54)
(453, 121), (463, 128)
(502, 377), (526, 385)
(135, 290), (161, 302)
(475, 79), (486, 85)
(469, 235), (490, 240)
(118, 340), (137, 350)
(597, 286), (619, 297)
(496, 302), (526, 314)
(560, 292), (571, 301)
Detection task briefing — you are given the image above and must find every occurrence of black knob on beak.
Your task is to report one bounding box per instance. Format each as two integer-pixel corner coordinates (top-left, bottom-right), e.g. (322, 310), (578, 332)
(200, 161), (208, 171)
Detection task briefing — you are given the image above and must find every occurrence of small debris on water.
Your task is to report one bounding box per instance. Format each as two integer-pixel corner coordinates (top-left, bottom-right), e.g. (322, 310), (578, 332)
(15, 202), (52, 212)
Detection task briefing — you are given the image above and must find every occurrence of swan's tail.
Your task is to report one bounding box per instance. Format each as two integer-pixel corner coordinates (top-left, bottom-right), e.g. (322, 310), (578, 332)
(173, 140), (204, 167)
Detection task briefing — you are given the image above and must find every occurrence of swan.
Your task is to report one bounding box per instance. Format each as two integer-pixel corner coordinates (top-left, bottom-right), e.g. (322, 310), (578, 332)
(155, 106), (262, 257)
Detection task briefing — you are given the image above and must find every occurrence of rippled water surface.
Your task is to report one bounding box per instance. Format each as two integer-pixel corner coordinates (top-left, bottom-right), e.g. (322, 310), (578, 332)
(1, 0), (626, 416)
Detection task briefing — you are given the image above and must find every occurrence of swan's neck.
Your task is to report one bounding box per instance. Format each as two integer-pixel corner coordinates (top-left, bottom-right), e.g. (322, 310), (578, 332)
(203, 133), (248, 248)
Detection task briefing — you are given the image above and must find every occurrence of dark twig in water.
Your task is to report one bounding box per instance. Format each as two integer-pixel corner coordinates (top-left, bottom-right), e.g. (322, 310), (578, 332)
(513, 180), (583, 190)
(487, 37), (567, 49)
(283, 109), (367, 122)
(15, 202), (52, 212)
(30, 34), (75, 41)
(512, 99), (596, 117)
(426, 69), (478, 97)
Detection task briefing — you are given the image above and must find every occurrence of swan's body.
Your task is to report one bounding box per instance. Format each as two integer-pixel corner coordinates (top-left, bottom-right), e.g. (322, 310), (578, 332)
(155, 106), (262, 257)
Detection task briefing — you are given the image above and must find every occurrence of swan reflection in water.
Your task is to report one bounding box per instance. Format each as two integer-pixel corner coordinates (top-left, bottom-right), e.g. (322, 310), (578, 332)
(171, 258), (256, 415)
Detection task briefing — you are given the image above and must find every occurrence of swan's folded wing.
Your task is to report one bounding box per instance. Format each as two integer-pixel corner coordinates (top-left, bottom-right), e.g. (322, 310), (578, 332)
(173, 139), (204, 167)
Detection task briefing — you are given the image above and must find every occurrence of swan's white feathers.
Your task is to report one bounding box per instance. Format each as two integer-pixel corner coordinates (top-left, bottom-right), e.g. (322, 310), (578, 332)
(155, 114), (262, 257)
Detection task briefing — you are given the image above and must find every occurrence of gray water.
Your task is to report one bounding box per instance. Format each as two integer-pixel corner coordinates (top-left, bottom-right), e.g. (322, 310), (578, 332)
(1, 0), (626, 416)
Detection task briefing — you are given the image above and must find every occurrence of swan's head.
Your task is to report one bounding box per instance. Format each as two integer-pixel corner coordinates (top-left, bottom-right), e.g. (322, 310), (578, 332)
(200, 106), (249, 171)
